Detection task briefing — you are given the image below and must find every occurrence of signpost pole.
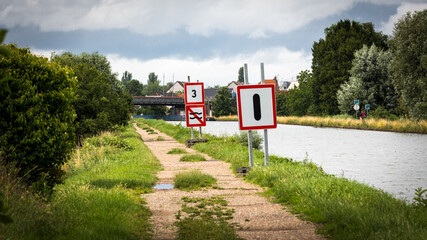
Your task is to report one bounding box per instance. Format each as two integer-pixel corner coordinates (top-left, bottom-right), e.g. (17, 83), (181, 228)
(260, 63), (269, 166)
(244, 63), (254, 167)
(199, 126), (202, 139)
(191, 127), (194, 139)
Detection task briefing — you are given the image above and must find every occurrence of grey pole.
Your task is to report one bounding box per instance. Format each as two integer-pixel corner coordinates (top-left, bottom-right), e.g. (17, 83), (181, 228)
(244, 63), (254, 167)
(260, 63), (269, 166)
(191, 127), (194, 139)
(199, 126), (202, 139)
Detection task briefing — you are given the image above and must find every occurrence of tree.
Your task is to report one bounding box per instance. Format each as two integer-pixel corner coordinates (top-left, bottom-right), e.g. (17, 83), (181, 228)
(275, 91), (288, 116)
(337, 44), (397, 114)
(285, 70), (314, 116)
(389, 10), (427, 120)
(52, 52), (133, 138)
(238, 67), (244, 83)
(144, 72), (162, 95)
(211, 87), (236, 117)
(148, 72), (158, 84)
(126, 79), (144, 96)
(311, 20), (388, 115)
(121, 70), (132, 85)
(0, 44), (76, 189)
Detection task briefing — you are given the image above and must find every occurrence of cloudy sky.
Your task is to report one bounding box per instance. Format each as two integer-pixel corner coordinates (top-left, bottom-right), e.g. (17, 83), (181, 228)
(1, 0), (426, 87)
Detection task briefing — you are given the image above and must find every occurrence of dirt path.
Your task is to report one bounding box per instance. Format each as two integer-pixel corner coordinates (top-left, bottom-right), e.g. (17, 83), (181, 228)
(134, 123), (324, 240)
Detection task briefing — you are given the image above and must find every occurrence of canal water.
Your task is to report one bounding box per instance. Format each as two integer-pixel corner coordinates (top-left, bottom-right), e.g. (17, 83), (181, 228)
(169, 121), (427, 201)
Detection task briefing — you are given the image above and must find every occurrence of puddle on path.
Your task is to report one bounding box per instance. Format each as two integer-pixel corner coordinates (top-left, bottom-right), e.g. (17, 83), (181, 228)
(153, 183), (174, 190)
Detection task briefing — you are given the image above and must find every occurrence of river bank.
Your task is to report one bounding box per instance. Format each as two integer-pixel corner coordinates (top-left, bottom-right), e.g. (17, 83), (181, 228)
(140, 119), (427, 240)
(216, 115), (427, 134)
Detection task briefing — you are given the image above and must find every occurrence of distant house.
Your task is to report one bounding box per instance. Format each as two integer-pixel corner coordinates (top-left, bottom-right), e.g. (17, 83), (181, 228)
(258, 77), (279, 92)
(166, 81), (185, 93)
(227, 81), (244, 99)
(280, 81), (291, 90)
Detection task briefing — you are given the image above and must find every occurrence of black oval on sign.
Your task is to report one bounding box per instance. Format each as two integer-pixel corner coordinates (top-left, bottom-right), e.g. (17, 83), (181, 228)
(253, 94), (261, 121)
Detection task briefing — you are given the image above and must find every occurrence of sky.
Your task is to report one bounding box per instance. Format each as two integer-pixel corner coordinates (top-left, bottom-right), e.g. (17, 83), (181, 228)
(1, 0), (426, 87)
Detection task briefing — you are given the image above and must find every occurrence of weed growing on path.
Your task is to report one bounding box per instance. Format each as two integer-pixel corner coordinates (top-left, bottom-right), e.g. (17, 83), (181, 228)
(167, 148), (187, 154)
(180, 154), (206, 162)
(175, 196), (242, 240)
(174, 170), (216, 191)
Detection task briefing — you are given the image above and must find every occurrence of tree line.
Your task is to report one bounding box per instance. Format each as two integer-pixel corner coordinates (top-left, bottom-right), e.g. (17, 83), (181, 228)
(275, 11), (427, 120)
(0, 37), (134, 193)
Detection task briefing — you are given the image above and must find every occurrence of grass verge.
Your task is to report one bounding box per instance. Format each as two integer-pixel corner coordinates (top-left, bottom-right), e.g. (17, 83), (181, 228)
(180, 154), (206, 162)
(51, 127), (162, 239)
(167, 148), (187, 154)
(0, 125), (162, 239)
(174, 170), (217, 191)
(216, 115), (427, 134)
(137, 119), (427, 240)
(175, 196), (242, 240)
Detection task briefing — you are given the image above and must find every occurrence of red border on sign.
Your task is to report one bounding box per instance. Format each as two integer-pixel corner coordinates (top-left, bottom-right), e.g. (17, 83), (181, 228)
(237, 84), (277, 130)
(184, 82), (205, 105)
(185, 104), (206, 127)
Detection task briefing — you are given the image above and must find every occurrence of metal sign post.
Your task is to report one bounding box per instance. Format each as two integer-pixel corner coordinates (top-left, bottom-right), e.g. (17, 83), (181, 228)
(354, 104), (360, 118)
(244, 63), (254, 167)
(260, 63), (269, 166)
(365, 104), (370, 118)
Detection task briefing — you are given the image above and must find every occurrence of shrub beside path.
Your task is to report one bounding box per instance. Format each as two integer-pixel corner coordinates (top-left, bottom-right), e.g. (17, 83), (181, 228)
(134, 123), (324, 240)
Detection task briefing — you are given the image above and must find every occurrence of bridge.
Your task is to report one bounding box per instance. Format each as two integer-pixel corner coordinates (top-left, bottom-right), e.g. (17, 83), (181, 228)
(133, 96), (185, 107)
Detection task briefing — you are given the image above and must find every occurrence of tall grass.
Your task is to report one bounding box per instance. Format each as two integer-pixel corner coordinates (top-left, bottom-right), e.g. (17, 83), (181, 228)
(0, 160), (57, 239)
(1, 125), (162, 239)
(139, 119), (427, 240)
(51, 126), (162, 239)
(216, 115), (427, 134)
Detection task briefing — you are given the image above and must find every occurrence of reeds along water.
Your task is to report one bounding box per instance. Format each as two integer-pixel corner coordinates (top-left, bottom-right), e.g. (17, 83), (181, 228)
(218, 115), (427, 133)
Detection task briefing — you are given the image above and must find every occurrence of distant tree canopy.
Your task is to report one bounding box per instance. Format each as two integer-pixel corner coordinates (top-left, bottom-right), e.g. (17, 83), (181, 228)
(145, 72), (162, 95)
(311, 20), (388, 115)
(285, 70), (314, 116)
(211, 87), (236, 117)
(121, 70), (132, 86)
(52, 52), (132, 138)
(238, 67), (244, 83)
(0, 44), (76, 189)
(275, 91), (288, 116)
(389, 9), (427, 120)
(337, 44), (397, 115)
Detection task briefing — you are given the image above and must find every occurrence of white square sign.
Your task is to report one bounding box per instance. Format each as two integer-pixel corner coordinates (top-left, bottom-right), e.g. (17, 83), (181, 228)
(184, 82), (204, 104)
(185, 104), (206, 127)
(237, 85), (277, 130)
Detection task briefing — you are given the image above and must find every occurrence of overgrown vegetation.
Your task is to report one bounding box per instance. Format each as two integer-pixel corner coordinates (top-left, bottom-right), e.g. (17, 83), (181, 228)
(52, 52), (133, 139)
(0, 43), (77, 191)
(0, 125), (161, 239)
(174, 170), (216, 191)
(140, 119), (427, 240)
(235, 131), (263, 150)
(217, 115), (427, 134)
(180, 154), (206, 162)
(175, 196), (242, 240)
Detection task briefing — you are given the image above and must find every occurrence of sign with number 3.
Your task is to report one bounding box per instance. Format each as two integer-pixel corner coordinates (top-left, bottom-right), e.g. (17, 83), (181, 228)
(184, 83), (204, 104)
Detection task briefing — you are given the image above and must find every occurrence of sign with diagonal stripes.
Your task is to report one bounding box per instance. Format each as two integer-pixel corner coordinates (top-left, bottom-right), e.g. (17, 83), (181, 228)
(185, 104), (206, 127)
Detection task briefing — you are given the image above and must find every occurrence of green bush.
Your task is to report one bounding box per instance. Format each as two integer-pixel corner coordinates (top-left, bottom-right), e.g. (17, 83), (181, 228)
(0, 44), (76, 190)
(235, 131), (263, 150)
